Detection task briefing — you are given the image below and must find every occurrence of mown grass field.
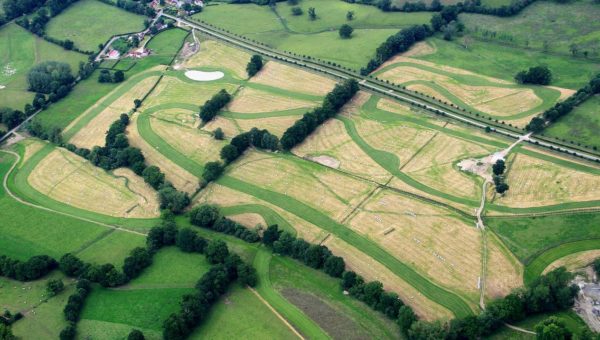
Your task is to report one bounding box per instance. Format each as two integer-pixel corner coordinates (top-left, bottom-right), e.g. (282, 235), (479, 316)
(0, 23), (87, 110)
(193, 2), (431, 70)
(45, 0), (146, 52)
(460, 0), (600, 56)
(545, 95), (600, 150)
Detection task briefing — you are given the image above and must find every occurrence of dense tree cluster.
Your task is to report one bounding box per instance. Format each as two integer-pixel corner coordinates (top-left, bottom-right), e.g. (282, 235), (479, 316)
(246, 55), (264, 77)
(515, 66), (552, 85)
(60, 279), (92, 340)
(281, 79), (359, 149)
(341, 271), (405, 319)
(229, 0), (285, 5)
(27, 61), (74, 101)
(97, 0), (156, 16)
(0, 108), (26, 131)
(199, 89), (231, 123)
(46, 278), (64, 297)
(0, 255), (57, 281)
(162, 237), (256, 339)
(526, 73), (600, 132)
(360, 25), (431, 75)
(492, 159), (509, 194)
(190, 205), (260, 243)
(128, 329), (146, 340)
(98, 69), (125, 83)
(344, 0), (537, 17)
(2, 0), (46, 19)
(404, 267), (579, 339)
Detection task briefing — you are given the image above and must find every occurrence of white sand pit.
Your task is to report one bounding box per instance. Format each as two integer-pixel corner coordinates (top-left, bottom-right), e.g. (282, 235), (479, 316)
(308, 155), (340, 169)
(0, 85), (5, 90)
(185, 70), (224, 81)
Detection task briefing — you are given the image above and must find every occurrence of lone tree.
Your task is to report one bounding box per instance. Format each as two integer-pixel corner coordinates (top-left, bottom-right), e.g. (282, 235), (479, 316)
(308, 7), (316, 20)
(346, 10), (354, 20)
(515, 66), (552, 85)
(246, 54), (264, 77)
(46, 278), (64, 297)
(213, 127), (224, 140)
(291, 6), (303, 15)
(492, 159), (506, 176)
(339, 24), (353, 39)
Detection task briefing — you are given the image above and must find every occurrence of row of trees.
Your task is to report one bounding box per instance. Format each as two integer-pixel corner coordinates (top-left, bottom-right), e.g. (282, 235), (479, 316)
(2, 0), (45, 20)
(492, 159), (509, 194)
(360, 25), (432, 75)
(98, 69), (125, 83)
(98, 0), (156, 17)
(515, 65), (552, 85)
(199, 89), (231, 123)
(404, 267), (579, 339)
(526, 73), (600, 132)
(59, 279), (92, 340)
(281, 79), (359, 149)
(189, 205), (260, 243)
(0, 255), (57, 281)
(203, 127), (279, 184)
(246, 55), (264, 77)
(66, 114), (191, 213)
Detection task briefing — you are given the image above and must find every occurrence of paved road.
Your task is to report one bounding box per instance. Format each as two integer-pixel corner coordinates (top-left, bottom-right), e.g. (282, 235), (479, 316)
(163, 13), (600, 164)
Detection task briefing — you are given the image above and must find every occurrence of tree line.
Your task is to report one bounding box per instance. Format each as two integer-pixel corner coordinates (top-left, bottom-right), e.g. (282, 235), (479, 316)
(246, 55), (264, 77)
(189, 205), (260, 243)
(199, 89), (231, 123)
(526, 73), (600, 133)
(280, 78), (359, 149)
(97, 0), (156, 17)
(203, 127), (279, 184)
(60, 279), (92, 340)
(0, 255), (57, 281)
(360, 25), (432, 75)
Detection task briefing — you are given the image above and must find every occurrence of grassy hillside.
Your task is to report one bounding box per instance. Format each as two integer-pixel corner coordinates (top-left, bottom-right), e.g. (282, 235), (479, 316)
(545, 95), (600, 150)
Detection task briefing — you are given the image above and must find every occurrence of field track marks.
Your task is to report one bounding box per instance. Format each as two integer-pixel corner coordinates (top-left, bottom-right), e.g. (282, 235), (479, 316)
(0, 150), (146, 236)
(73, 229), (117, 256)
(250, 288), (306, 340)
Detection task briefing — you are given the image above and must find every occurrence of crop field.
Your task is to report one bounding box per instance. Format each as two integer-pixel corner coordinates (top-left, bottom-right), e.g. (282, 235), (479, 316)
(460, 0), (600, 56)
(182, 39), (251, 79)
(0, 23), (87, 110)
(45, 0), (146, 52)
(545, 95), (600, 150)
(251, 61), (337, 96)
(485, 233), (523, 299)
(543, 250), (600, 274)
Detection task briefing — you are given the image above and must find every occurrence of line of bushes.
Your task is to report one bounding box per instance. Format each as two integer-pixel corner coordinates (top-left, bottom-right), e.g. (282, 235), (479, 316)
(526, 73), (600, 133)
(0, 255), (57, 281)
(360, 24), (432, 75)
(199, 89), (232, 123)
(280, 78), (359, 149)
(64, 114), (191, 213)
(202, 127), (279, 184)
(189, 205), (260, 243)
(59, 279), (92, 340)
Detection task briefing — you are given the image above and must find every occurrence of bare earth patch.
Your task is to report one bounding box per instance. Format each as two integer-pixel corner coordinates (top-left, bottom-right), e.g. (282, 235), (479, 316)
(227, 87), (317, 113)
(251, 61), (337, 96)
(307, 155), (340, 169)
(28, 148), (159, 218)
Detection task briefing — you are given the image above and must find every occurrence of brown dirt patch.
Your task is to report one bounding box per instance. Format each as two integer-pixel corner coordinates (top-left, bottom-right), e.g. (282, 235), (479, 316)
(28, 148), (159, 218)
(183, 40), (250, 79)
(280, 288), (370, 340)
(69, 75), (161, 149)
(227, 87), (317, 114)
(127, 114), (198, 194)
(251, 61), (337, 96)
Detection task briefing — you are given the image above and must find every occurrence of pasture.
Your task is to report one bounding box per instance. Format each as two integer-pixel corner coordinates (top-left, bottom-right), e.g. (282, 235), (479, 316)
(45, 0), (146, 52)
(545, 95), (600, 150)
(0, 23), (87, 110)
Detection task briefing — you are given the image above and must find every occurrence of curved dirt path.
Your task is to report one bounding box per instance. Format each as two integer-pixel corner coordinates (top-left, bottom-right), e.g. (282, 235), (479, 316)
(0, 149), (145, 236)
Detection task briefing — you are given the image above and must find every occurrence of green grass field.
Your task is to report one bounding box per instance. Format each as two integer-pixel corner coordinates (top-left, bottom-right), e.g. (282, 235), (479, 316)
(76, 230), (146, 266)
(0, 23), (87, 110)
(545, 95), (600, 150)
(460, 0), (600, 57)
(415, 38), (600, 89)
(486, 212), (600, 264)
(45, 0), (146, 52)
(193, 2), (431, 70)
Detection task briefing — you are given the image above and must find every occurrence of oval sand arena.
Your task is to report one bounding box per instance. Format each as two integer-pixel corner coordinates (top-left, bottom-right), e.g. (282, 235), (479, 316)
(185, 70), (224, 81)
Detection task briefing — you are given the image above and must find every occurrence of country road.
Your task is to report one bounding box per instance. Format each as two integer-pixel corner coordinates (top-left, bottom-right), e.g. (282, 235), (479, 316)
(163, 13), (600, 165)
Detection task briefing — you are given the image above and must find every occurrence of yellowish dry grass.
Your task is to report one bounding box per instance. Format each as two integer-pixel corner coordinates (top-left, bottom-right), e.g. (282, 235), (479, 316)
(250, 61), (337, 96)
(347, 189), (482, 301)
(494, 153), (600, 207)
(183, 39), (250, 79)
(543, 250), (600, 274)
(406, 83), (452, 104)
(228, 213), (266, 228)
(234, 116), (302, 138)
(388, 177), (475, 215)
(201, 116), (241, 139)
(151, 108), (198, 129)
(485, 233), (523, 299)
(128, 114), (199, 194)
(401, 41), (437, 58)
(227, 151), (375, 222)
(28, 148), (159, 218)
(21, 139), (46, 164)
(323, 236), (454, 321)
(69, 75), (161, 149)
(150, 117), (224, 166)
(144, 75), (238, 109)
(379, 66), (541, 117)
(227, 87), (317, 113)
(374, 98), (447, 127)
(293, 118), (391, 183)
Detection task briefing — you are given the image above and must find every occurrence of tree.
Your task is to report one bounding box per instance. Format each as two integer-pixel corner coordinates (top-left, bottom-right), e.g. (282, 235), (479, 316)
(205, 240), (229, 264)
(246, 54), (264, 77)
(339, 24), (353, 39)
(27, 61), (73, 95)
(397, 305), (417, 334)
(46, 278), (64, 297)
(237, 263), (258, 287)
(202, 161), (224, 183)
(496, 182), (509, 194)
(134, 99), (142, 108)
(199, 89), (231, 123)
(378, 0), (391, 11)
(308, 7), (316, 20)
(323, 256), (345, 277)
(0, 324), (16, 340)
(113, 70), (125, 83)
(59, 322), (76, 340)
(142, 165), (164, 189)
(534, 317), (571, 340)
(262, 224), (281, 246)
(128, 329), (145, 340)
(213, 127), (224, 140)
(189, 205), (220, 228)
(569, 43), (579, 56)
(220, 144), (239, 163)
(346, 10), (354, 21)
(291, 6), (302, 15)
(515, 66), (552, 85)
(492, 159), (506, 176)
